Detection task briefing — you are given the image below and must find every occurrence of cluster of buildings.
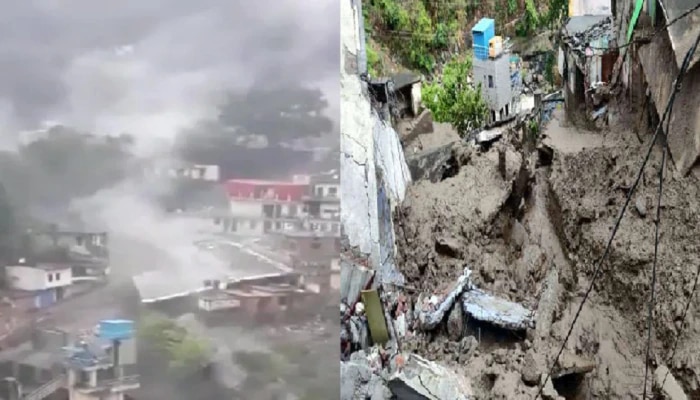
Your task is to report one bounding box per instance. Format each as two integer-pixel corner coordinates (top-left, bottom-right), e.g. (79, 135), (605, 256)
(193, 219), (342, 323)
(0, 319), (138, 400)
(0, 229), (110, 343)
(130, 169), (341, 323)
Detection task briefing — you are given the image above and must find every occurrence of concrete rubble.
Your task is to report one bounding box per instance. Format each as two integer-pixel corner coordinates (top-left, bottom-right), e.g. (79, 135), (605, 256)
(406, 142), (459, 183)
(388, 354), (474, 400)
(461, 288), (534, 331)
(340, 263), (537, 398)
(415, 268), (474, 331)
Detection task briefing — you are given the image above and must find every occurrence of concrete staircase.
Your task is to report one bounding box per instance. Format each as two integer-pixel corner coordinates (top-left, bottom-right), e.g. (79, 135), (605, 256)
(23, 375), (64, 400)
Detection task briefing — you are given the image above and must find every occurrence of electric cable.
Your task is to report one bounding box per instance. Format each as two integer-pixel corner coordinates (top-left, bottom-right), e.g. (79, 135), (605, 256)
(534, 27), (700, 400)
(589, 2), (700, 50)
(641, 124), (666, 399)
(659, 263), (700, 390)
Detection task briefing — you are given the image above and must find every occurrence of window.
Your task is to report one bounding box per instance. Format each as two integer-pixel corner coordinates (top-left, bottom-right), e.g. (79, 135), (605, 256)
(56, 272), (61, 281)
(48, 273), (53, 282)
(328, 186), (338, 196)
(488, 75), (494, 88)
(316, 187), (324, 197)
(311, 240), (322, 250)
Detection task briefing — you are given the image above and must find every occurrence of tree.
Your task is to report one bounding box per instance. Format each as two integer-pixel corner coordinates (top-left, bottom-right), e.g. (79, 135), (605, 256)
(138, 314), (211, 376)
(422, 55), (488, 136)
(3, 126), (134, 210)
(216, 86), (333, 147)
(176, 86), (334, 179)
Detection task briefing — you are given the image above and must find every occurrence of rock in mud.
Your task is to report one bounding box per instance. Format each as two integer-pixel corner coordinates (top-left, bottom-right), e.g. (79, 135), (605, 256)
(510, 220), (528, 250)
(446, 304), (464, 341)
(554, 353), (595, 378)
(521, 351), (541, 386)
(435, 236), (462, 258)
(635, 196), (648, 218)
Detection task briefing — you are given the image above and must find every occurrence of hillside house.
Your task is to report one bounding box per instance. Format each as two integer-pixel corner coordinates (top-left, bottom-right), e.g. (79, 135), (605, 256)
(471, 18), (521, 124)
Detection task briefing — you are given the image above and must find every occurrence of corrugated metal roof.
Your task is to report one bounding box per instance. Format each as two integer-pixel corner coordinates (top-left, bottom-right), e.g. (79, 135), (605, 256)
(132, 239), (289, 303)
(658, 0), (700, 69)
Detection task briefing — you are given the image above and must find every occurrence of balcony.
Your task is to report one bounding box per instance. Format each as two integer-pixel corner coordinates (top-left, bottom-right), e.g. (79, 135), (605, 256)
(75, 375), (141, 394)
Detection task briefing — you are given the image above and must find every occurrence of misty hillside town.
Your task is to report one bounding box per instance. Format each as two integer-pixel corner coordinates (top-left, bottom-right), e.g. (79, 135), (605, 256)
(0, 1), (340, 400)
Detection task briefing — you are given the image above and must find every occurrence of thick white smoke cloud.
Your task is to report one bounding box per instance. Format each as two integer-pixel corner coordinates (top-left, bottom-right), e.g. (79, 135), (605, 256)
(0, 0), (339, 294)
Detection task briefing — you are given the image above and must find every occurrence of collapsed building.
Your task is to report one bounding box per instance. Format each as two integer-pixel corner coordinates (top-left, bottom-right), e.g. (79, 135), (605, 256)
(613, 0), (700, 176)
(559, 14), (617, 125)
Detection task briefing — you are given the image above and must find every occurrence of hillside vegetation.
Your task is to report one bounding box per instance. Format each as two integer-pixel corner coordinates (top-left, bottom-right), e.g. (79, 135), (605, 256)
(363, 0), (567, 75)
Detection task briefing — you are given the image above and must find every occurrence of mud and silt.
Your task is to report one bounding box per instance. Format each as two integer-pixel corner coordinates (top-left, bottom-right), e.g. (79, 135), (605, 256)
(394, 111), (700, 398)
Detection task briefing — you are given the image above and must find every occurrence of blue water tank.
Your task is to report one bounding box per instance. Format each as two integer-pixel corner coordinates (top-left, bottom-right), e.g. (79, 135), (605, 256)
(472, 18), (495, 60)
(98, 319), (134, 341)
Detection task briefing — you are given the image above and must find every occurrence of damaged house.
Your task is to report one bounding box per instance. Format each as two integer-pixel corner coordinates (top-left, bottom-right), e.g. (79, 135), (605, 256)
(613, 0), (700, 176)
(559, 15), (617, 124)
(196, 273), (316, 324)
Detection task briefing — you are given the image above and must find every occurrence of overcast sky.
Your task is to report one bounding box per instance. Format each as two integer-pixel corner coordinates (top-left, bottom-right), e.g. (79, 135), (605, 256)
(0, 0), (339, 150)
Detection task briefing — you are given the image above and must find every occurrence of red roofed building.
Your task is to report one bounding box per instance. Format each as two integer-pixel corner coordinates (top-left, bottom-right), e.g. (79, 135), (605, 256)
(222, 177), (311, 235)
(225, 179), (308, 202)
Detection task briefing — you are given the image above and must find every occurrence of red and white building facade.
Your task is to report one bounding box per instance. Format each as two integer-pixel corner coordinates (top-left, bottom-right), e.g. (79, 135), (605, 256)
(220, 172), (340, 236)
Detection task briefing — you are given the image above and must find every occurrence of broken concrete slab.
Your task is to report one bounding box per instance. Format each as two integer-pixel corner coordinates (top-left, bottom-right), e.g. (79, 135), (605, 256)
(416, 268), (473, 331)
(461, 288), (534, 330)
(388, 354), (473, 400)
(406, 141), (458, 183)
(654, 365), (688, 400)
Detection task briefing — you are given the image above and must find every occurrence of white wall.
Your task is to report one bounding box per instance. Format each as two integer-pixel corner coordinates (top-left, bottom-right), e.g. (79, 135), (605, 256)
(45, 267), (72, 288)
(341, 0), (411, 284)
(198, 297), (241, 311)
(6, 266), (72, 291)
(229, 200), (263, 217)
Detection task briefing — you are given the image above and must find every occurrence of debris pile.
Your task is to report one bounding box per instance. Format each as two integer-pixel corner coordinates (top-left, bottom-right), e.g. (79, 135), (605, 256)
(340, 264), (539, 400)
